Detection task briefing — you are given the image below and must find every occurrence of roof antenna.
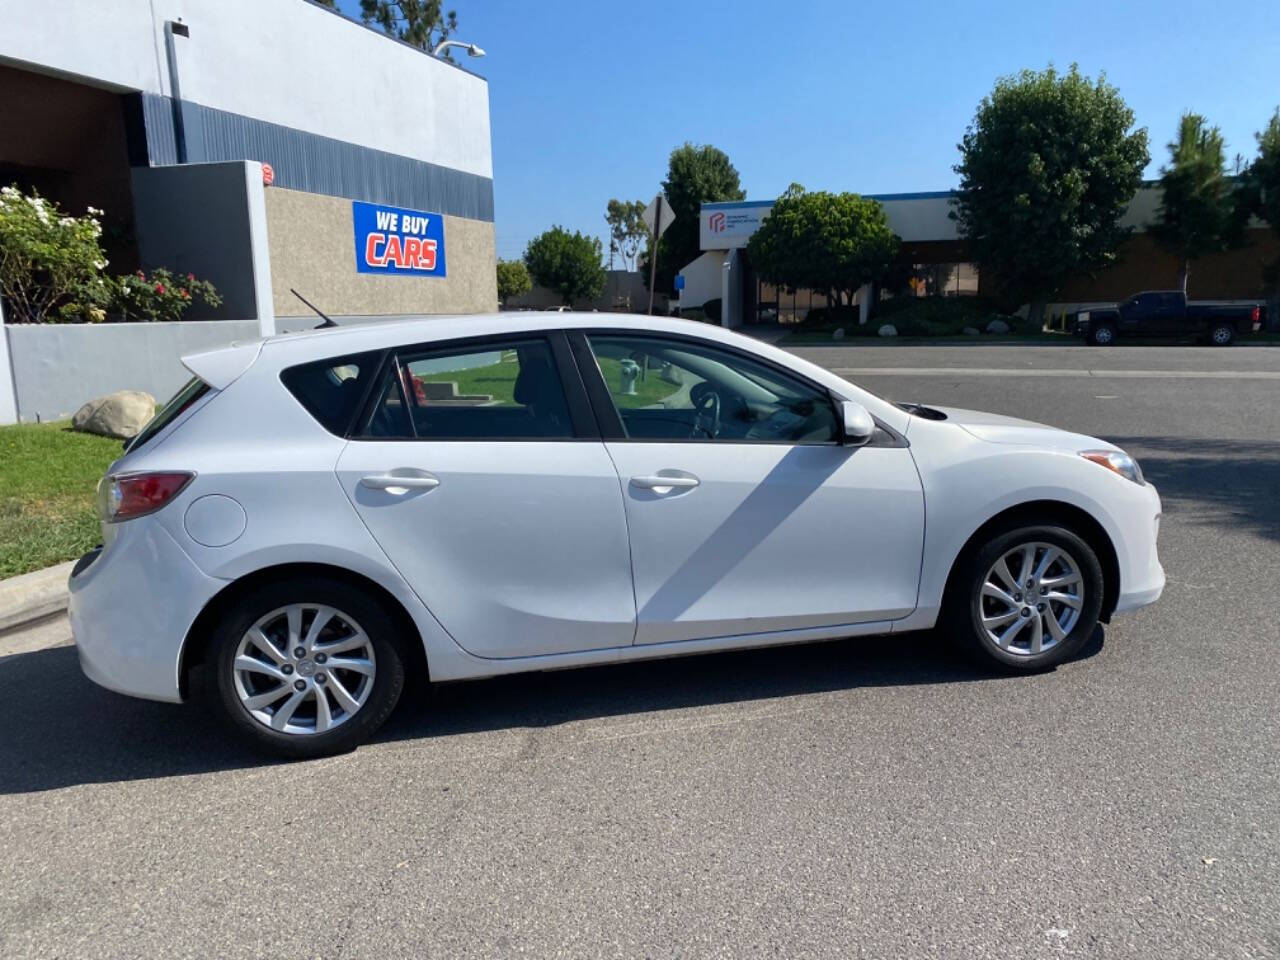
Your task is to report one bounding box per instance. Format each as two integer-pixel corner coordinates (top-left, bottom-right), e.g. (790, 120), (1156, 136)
(291, 288), (338, 328)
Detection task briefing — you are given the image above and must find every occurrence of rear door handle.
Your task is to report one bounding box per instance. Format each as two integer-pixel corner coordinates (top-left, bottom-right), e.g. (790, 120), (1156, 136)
(360, 473), (440, 491)
(630, 474), (700, 491)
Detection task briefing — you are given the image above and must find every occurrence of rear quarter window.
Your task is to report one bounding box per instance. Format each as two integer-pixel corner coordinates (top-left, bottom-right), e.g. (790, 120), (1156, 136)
(124, 377), (208, 452)
(280, 351), (381, 435)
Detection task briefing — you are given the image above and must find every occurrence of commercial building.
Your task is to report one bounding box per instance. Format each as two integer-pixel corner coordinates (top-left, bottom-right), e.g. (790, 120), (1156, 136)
(0, 0), (497, 422)
(680, 186), (1277, 328)
(0, 0), (496, 329)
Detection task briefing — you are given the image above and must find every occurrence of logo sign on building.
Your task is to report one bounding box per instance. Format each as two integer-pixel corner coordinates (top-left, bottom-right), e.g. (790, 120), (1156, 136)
(353, 200), (447, 277)
(699, 203), (773, 250)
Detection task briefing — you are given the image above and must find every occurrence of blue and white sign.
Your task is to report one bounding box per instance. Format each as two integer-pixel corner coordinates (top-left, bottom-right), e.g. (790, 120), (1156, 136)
(673, 274), (686, 291)
(353, 200), (447, 277)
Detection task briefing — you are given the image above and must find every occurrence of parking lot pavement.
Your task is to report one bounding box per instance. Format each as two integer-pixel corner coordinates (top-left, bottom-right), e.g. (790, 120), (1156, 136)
(2, 347), (1278, 959)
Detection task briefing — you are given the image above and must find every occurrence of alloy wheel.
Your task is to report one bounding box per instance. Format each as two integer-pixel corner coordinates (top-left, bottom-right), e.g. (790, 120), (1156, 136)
(1212, 326), (1233, 345)
(231, 603), (376, 735)
(976, 541), (1084, 657)
(1094, 326), (1114, 344)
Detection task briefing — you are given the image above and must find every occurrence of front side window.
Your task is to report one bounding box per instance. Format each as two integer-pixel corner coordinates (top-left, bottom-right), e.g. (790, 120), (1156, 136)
(585, 334), (839, 443)
(365, 338), (574, 440)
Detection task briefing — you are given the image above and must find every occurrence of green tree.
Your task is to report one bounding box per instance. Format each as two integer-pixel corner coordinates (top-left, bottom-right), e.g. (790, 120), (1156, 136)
(495, 258), (532, 304)
(646, 143), (746, 293)
(359, 1), (459, 59)
(952, 65), (1148, 324)
(1237, 109), (1280, 318)
(524, 227), (605, 306)
(747, 184), (899, 308)
(605, 199), (648, 272)
(1149, 113), (1239, 293)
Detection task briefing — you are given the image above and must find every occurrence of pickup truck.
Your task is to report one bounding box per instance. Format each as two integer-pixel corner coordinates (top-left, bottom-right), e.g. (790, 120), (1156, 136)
(1075, 291), (1262, 345)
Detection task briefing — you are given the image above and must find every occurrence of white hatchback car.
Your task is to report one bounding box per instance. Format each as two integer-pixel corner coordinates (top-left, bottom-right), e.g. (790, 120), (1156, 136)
(71, 313), (1164, 757)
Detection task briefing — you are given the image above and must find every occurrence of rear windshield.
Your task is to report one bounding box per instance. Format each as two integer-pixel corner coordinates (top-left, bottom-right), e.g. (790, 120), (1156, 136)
(125, 377), (209, 452)
(280, 351), (380, 435)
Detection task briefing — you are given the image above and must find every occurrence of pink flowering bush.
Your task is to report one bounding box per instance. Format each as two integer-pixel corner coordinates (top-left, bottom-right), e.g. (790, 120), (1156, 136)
(114, 268), (222, 323)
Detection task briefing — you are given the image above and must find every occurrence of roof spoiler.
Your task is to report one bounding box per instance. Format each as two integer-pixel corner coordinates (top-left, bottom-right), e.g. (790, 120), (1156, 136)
(180, 340), (264, 390)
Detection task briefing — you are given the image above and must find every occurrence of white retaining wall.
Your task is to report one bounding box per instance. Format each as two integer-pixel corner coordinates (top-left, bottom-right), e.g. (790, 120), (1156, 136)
(3, 320), (259, 422)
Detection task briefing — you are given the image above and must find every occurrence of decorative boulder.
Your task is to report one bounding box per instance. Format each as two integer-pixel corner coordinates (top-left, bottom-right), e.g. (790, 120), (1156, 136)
(985, 319), (1011, 335)
(71, 390), (157, 439)
(963, 326), (981, 336)
(878, 324), (898, 337)
(832, 327), (845, 340)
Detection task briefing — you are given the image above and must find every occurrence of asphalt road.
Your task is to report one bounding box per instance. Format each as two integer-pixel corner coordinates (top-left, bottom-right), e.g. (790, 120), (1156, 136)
(2, 344), (1278, 959)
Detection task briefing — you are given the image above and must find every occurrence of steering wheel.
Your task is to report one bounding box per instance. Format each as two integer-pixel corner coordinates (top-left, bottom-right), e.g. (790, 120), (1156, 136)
(689, 383), (721, 439)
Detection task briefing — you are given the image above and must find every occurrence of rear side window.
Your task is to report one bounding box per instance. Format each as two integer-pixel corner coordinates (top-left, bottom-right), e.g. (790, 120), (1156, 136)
(281, 352), (379, 435)
(125, 376), (208, 452)
(362, 338), (575, 440)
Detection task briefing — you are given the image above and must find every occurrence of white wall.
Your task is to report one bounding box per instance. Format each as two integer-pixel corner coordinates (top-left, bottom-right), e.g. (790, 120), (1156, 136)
(0, 0), (160, 93)
(5, 321), (260, 422)
(880, 196), (960, 242)
(0, 0), (492, 178)
(678, 252), (727, 310)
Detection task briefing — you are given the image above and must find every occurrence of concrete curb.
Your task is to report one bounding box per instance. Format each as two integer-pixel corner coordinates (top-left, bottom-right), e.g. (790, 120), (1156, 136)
(0, 561), (74, 633)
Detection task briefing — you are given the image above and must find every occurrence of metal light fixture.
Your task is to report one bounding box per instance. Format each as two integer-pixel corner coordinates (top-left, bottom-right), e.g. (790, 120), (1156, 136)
(431, 40), (485, 59)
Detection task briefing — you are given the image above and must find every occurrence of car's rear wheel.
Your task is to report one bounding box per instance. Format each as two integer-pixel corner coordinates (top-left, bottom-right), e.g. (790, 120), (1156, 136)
(209, 577), (407, 758)
(948, 525), (1104, 671)
(1208, 322), (1235, 346)
(1088, 322), (1116, 345)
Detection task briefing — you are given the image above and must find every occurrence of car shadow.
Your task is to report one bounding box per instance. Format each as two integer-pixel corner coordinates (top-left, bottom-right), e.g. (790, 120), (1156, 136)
(1104, 435), (1280, 544)
(0, 627), (1103, 794)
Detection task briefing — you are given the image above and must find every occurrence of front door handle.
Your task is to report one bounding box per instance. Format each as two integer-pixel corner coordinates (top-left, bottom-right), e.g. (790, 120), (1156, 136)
(630, 474), (700, 492)
(360, 473), (440, 491)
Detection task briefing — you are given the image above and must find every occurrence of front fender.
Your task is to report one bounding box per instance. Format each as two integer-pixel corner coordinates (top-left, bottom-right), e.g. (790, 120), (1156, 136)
(896, 422), (1159, 631)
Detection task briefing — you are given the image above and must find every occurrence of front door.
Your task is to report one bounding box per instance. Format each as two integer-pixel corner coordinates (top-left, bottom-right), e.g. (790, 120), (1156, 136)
(335, 334), (636, 659)
(577, 332), (925, 646)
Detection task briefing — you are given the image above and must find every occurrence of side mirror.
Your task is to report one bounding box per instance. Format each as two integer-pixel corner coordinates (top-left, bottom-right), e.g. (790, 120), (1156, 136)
(839, 400), (875, 446)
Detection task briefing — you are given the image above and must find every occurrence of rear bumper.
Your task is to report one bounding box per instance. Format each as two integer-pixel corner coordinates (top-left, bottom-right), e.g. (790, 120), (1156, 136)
(70, 518), (226, 703)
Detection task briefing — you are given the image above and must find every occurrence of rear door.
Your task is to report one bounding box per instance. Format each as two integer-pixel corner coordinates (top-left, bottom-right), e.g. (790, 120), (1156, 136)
(335, 333), (636, 659)
(573, 332), (925, 646)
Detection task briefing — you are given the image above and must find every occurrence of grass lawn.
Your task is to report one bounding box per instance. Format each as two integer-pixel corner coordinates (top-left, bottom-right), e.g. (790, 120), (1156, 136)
(412, 350), (522, 404)
(595, 356), (683, 407)
(0, 421), (120, 579)
(412, 353), (682, 408)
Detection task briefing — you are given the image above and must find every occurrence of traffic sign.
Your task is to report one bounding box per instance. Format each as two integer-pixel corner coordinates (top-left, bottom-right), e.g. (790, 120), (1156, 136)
(642, 195), (675, 239)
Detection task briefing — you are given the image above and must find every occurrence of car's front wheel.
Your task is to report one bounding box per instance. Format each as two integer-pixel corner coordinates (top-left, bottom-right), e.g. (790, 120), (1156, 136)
(208, 577), (407, 758)
(1088, 322), (1116, 345)
(949, 525), (1104, 671)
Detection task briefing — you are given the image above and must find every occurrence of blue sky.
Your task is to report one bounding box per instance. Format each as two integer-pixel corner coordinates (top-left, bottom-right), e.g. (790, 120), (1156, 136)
(335, 0), (1280, 264)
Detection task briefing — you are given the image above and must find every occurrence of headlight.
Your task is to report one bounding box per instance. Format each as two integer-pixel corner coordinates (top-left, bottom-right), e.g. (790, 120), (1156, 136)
(1079, 449), (1145, 485)
(1078, 311), (1090, 323)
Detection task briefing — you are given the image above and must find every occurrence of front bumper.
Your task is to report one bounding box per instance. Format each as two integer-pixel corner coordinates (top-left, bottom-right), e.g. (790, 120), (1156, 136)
(1111, 483), (1165, 614)
(70, 517), (226, 703)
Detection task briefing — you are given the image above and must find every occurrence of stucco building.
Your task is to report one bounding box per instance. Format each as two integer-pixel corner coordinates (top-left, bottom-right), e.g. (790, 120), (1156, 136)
(0, 0), (497, 329)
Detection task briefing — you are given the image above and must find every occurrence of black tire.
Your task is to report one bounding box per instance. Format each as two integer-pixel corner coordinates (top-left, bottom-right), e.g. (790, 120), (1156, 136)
(1208, 322), (1235, 346)
(1088, 322), (1116, 346)
(945, 524), (1104, 672)
(207, 576), (408, 758)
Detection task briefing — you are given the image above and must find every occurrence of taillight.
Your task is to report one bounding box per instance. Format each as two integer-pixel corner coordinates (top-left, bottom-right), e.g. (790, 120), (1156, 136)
(1251, 306), (1261, 332)
(98, 472), (194, 522)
